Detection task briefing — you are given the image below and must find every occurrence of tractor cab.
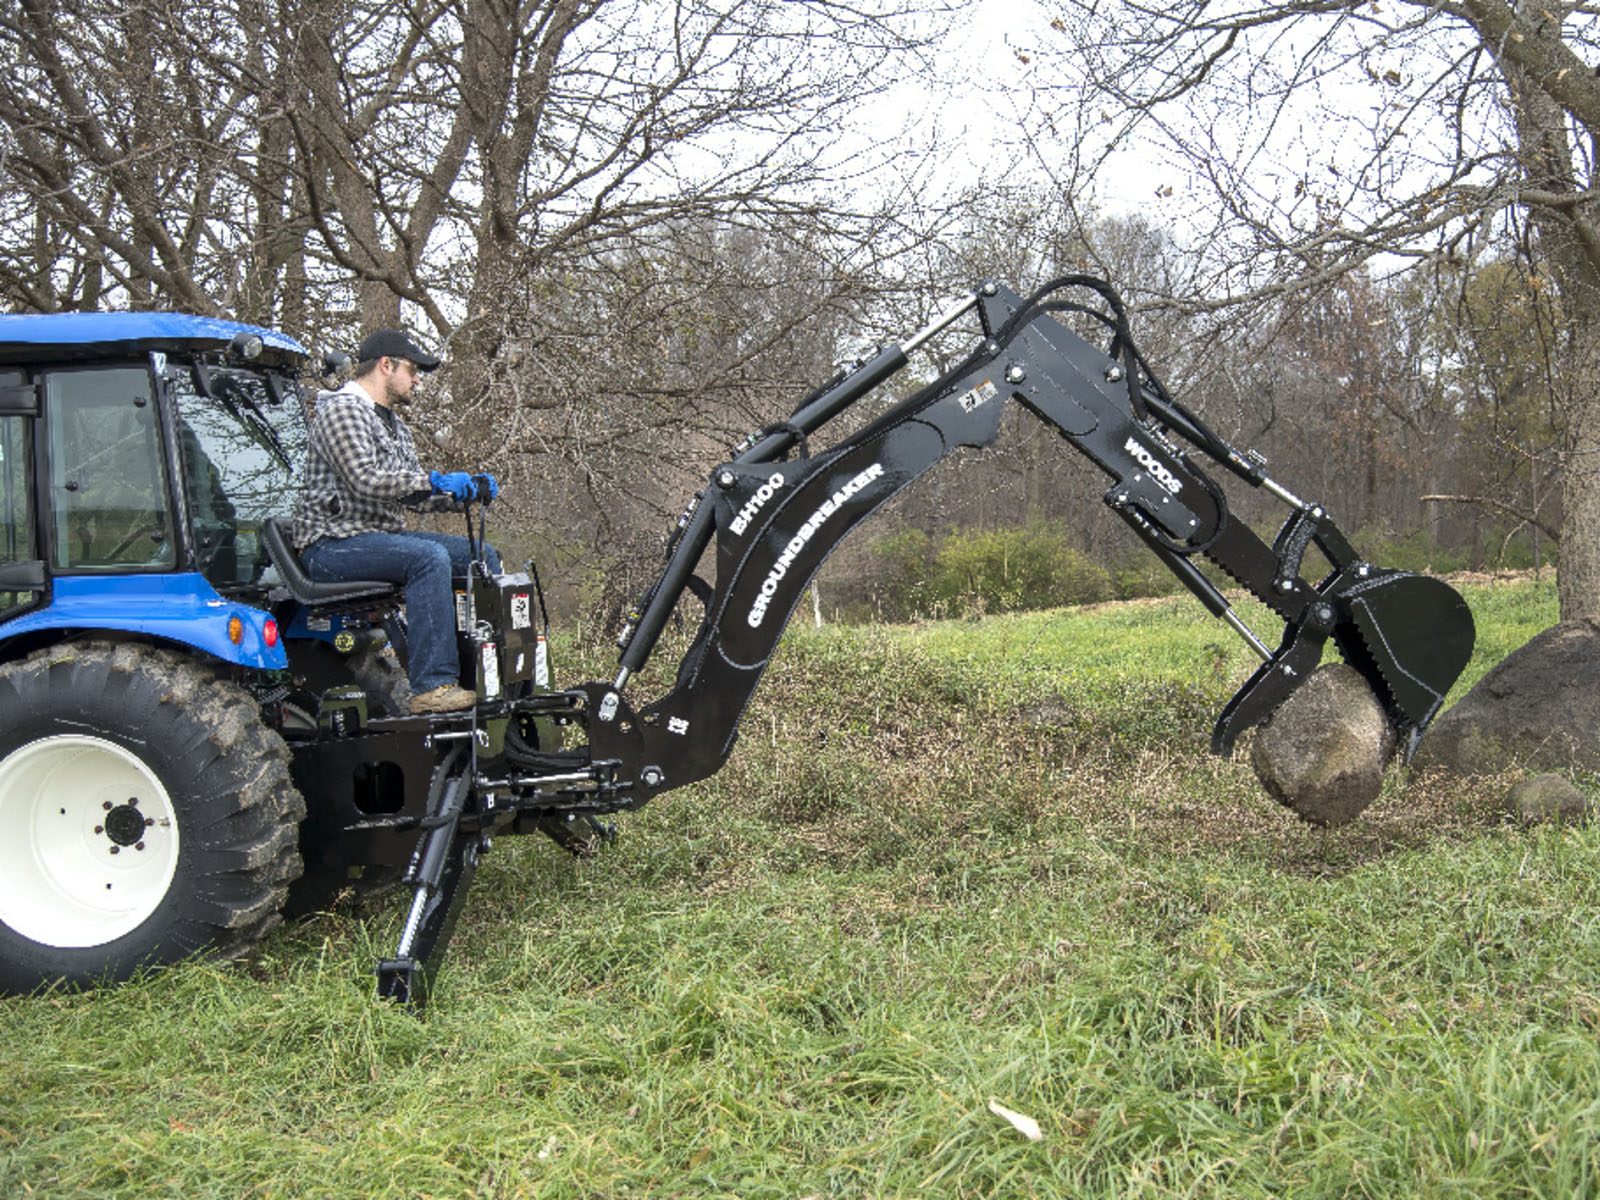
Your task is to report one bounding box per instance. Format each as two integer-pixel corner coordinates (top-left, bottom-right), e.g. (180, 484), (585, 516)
(0, 313), (315, 666)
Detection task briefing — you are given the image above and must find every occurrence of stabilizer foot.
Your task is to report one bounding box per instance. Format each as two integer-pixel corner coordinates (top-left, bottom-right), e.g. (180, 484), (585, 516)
(377, 957), (424, 1006)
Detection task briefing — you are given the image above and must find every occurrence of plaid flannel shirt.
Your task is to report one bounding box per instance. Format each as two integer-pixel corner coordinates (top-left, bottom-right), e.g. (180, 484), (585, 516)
(291, 382), (455, 550)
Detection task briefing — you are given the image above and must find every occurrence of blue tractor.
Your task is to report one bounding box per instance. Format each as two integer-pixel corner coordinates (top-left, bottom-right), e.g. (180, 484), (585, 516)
(0, 313), (573, 1005)
(0, 279), (1478, 1007)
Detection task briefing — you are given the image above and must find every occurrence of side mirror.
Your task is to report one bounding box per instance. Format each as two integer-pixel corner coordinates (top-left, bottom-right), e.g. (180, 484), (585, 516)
(229, 332), (264, 360)
(322, 350), (352, 380)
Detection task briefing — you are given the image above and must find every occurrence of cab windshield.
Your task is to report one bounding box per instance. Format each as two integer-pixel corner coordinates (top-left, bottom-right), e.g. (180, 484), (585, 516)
(165, 360), (308, 591)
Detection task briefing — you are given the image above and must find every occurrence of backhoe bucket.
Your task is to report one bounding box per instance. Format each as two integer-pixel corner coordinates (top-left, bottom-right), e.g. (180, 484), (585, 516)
(1213, 570), (1475, 758)
(1333, 571), (1476, 755)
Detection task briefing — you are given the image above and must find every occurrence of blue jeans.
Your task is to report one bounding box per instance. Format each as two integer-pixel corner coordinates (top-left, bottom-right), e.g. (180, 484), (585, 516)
(302, 531), (502, 693)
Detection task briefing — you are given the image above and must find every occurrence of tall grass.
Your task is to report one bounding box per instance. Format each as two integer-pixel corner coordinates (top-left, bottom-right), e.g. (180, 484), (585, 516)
(5, 576), (1593, 1198)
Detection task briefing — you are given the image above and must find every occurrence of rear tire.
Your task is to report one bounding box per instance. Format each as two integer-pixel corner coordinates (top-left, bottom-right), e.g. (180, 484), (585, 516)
(0, 642), (305, 993)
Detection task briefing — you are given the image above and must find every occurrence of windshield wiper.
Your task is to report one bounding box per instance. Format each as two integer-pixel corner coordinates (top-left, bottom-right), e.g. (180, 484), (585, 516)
(191, 363), (293, 470)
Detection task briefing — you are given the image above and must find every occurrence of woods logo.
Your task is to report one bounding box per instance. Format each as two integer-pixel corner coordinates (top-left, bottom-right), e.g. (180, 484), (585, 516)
(1124, 436), (1183, 496)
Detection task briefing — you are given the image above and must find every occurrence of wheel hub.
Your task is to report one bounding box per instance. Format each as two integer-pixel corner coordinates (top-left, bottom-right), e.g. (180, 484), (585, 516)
(102, 800), (149, 848)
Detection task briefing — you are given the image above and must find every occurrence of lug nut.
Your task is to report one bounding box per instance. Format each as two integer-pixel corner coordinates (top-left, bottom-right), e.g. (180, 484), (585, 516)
(109, 846), (120, 855)
(103, 801), (113, 811)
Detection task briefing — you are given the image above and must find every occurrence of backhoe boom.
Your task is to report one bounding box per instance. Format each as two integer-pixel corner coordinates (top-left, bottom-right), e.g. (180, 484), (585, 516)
(580, 278), (1476, 806)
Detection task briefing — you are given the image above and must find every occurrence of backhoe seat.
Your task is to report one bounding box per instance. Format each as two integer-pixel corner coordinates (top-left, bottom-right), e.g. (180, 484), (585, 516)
(261, 517), (401, 610)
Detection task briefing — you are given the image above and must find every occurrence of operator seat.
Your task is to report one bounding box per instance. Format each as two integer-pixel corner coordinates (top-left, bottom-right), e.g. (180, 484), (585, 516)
(261, 516), (401, 612)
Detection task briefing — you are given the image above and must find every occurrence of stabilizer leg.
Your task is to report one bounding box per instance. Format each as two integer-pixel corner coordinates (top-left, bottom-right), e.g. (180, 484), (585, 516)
(376, 834), (481, 1008)
(376, 748), (480, 1009)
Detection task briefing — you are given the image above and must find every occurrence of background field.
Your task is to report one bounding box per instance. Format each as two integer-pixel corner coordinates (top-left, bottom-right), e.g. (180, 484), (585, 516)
(5, 576), (1596, 1199)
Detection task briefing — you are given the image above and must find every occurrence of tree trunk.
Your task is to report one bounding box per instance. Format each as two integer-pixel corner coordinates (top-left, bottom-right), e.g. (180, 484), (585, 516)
(1503, 56), (1600, 621)
(1556, 342), (1600, 620)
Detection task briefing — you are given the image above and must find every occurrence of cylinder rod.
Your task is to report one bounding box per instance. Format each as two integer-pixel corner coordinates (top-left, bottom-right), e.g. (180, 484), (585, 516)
(1262, 475), (1308, 511)
(901, 293), (979, 356)
(1221, 609), (1274, 662)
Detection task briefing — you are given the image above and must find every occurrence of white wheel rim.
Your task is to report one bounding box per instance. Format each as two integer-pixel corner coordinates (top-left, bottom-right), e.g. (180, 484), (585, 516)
(0, 734), (181, 948)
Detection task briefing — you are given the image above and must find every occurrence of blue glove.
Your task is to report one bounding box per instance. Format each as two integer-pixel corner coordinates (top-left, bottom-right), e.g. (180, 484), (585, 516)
(429, 470), (475, 502)
(472, 473), (499, 503)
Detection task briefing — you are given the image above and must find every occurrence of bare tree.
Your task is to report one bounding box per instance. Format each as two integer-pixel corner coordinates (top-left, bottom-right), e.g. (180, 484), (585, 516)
(0, 0), (969, 612)
(1413, 257), (1565, 566)
(1040, 0), (1600, 620)
(0, 0), (947, 346)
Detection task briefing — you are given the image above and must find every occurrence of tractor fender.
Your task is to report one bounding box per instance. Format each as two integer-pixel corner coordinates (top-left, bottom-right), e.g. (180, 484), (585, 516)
(0, 574), (286, 670)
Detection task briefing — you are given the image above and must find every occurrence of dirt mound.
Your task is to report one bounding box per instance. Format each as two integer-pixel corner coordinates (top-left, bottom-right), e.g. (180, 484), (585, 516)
(1502, 773), (1592, 825)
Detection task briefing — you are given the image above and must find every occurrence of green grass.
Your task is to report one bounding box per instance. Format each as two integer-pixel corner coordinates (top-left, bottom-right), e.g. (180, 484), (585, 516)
(6, 575), (1597, 1198)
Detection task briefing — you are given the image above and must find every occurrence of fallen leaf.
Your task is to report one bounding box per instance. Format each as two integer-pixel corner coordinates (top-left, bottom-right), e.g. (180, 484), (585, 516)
(988, 1097), (1043, 1141)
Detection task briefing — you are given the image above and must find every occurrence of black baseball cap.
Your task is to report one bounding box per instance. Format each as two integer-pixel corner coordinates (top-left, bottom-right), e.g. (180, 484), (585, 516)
(357, 328), (441, 371)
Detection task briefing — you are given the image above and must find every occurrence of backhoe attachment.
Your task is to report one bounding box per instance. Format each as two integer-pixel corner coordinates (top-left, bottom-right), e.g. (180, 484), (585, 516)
(583, 276), (1475, 807)
(340, 276), (1474, 1008)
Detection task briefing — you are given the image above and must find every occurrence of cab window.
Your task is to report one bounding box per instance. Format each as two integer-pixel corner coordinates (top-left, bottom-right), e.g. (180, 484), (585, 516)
(46, 366), (174, 571)
(167, 364), (306, 589)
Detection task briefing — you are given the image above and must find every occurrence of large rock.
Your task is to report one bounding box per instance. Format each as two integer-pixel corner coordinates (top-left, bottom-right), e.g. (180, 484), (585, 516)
(1250, 663), (1397, 827)
(1417, 619), (1600, 775)
(1502, 773), (1592, 826)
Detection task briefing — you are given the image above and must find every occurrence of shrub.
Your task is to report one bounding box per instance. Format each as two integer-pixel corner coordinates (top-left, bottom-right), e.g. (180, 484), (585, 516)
(867, 523), (1116, 620)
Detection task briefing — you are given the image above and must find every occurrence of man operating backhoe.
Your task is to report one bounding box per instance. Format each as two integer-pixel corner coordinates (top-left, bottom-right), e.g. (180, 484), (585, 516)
(291, 329), (500, 715)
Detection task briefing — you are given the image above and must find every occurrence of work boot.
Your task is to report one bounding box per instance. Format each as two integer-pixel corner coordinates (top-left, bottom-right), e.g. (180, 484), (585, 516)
(410, 684), (477, 714)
